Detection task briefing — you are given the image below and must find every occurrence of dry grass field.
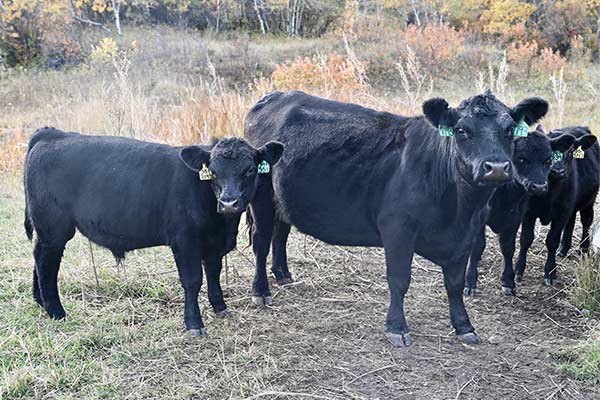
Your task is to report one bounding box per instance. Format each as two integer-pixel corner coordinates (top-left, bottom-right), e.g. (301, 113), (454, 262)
(2, 26), (600, 399)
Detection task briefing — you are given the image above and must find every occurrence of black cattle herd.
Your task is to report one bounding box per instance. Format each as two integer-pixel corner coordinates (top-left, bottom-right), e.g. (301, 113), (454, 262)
(22, 90), (599, 346)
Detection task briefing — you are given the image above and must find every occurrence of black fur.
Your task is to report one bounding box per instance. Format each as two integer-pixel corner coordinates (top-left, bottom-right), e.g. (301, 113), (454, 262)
(515, 125), (599, 285)
(24, 127), (283, 333)
(244, 90), (548, 345)
(465, 129), (575, 295)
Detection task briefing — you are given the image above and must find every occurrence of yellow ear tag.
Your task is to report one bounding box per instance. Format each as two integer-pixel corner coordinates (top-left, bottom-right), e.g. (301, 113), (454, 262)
(573, 146), (585, 159)
(199, 163), (213, 181)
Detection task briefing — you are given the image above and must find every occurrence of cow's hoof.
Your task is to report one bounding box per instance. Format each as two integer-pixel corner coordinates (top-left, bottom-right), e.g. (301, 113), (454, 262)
(187, 328), (208, 337)
(251, 295), (273, 307)
(46, 308), (66, 320)
(544, 278), (557, 286)
(386, 332), (412, 347)
(276, 277), (294, 286)
(515, 274), (523, 282)
(215, 308), (229, 318)
(463, 287), (478, 296)
(501, 286), (516, 296)
(457, 332), (481, 345)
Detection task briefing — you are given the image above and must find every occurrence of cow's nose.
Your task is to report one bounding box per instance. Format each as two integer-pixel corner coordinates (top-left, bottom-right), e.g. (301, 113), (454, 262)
(529, 182), (548, 195)
(482, 161), (511, 182)
(218, 198), (241, 214)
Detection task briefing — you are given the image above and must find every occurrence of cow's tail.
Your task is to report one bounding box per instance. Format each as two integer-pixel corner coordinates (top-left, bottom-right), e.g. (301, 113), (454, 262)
(245, 207), (254, 248)
(24, 207), (33, 241)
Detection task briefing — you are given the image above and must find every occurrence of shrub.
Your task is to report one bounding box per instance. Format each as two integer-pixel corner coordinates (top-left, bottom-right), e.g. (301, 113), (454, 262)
(398, 24), (465, 69)
(271, 52), (367, 93)
(507, 41), (538, 78)
(535, 47), (568, 77)
(90, 37), (119, 64)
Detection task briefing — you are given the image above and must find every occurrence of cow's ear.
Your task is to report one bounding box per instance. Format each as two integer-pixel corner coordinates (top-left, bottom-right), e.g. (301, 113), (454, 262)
(257, 141), (284, 165)
(535, 124), (545, 134)
(575, 134), (597, 151)
(423, 98), (456, 127)
(179, 145), (211, 172)
(550, 134), (575, 153)
(511, 97), (549, 125)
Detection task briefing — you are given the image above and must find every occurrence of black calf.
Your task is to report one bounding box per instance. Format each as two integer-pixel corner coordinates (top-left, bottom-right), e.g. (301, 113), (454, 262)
(24, 127), (283, 335)
(515, 126), (599, 285)
(464, 129), (575, 295)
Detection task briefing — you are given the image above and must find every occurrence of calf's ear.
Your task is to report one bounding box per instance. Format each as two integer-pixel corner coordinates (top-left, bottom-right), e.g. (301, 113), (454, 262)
(422, 98), (457, 127)
(575, 134), (597, 151)
(511, 97), (549, 125)
(535, 124), (545, 134)
(179, 146), (211, 172)
(257, 141), (284, 165)
(550, 134), (575, 153)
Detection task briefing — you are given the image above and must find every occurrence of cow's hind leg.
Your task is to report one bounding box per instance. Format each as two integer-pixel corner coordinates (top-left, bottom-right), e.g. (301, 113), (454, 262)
(558, 213), (576, 257)
(580, 205), (594, 253)
(464, 225), (486, 296)
(32, 269), (43, 307)
(543, 220), (565, 286)
(172, 240), (206, 336)
(203, 255), (228, 317)
(271, 219), (293, 285)
(34, 240), (68, 319)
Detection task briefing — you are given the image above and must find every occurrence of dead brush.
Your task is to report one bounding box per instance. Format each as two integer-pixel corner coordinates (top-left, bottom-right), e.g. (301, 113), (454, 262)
(571, 251), (600, 317)
(395, 45), (433, 114)
(0, 130), (28, 174)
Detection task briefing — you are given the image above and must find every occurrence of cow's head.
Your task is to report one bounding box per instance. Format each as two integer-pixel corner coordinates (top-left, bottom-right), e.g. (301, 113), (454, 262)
(179, 138), (284, 214)
(548, 126), (597, 179)
(423, 91), (548, 187)
(513, 127), (575, 195)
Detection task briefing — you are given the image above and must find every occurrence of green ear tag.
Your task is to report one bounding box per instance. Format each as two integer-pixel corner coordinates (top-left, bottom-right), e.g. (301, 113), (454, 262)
(551, 150), (563, 162)
(199, 163), (213, 181)
(257, 160), (270, 174)
(573, 146), (585, 159)
(439, 125), (454, 137)
(513, 118), (529, 137)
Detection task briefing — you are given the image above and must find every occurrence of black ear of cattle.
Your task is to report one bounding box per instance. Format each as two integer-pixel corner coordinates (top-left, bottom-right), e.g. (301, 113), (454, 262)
(23, 127), (276, 336)
(516, 125), (600, 286)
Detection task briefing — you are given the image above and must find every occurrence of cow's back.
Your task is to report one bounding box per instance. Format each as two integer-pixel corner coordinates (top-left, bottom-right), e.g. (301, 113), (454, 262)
(245, 91), (419, 245)
(25, 128), (206, 254)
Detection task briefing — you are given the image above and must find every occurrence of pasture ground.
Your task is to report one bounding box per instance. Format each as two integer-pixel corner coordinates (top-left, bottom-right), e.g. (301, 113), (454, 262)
(1, 171), (598, 399)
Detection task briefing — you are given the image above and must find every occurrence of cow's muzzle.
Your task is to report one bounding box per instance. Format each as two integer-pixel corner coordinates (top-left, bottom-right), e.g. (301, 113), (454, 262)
(476, 160), (512, 183)
(217, 197), (244, 214)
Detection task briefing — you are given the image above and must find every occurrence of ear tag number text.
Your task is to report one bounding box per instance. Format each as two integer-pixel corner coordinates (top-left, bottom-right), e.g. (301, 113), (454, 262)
(551, 150), (563, 162)
(573, 146), (585, 159)
(513, 118), (529, 137)
(199, 163), (213, 181)
(439, 125), (454, 137)
(257, 160), (270, 174)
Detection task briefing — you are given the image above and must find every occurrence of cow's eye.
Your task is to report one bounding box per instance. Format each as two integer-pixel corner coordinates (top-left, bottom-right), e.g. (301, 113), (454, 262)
(544, 158), (552, 166)
(245, 167), (256, 177)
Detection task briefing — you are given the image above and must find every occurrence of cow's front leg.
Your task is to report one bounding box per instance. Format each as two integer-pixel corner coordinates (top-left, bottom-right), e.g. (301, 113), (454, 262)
(172, 240), (206, 336)
(203, 255), (228, 317)
(443, 260), (480, 344)
(249, 183), (275, 307)
(381, 227), (416, 347)
(544, 219), (565, 286)
(515, 214), (536, 281)
(499, 229), (517, 295)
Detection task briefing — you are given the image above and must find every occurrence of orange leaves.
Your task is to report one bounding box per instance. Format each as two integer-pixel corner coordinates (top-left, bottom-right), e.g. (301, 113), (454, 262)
(399, 24), (465, 67)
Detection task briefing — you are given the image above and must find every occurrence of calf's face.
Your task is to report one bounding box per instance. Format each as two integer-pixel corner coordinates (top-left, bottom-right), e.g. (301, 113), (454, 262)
(513, 129), (574, 195)
(549, 130), (597, 179)
(180, 138), (284, 214)
(423, 91), (548, 187)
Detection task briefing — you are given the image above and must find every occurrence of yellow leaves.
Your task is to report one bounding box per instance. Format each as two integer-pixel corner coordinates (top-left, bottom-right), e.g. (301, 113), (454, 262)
(481, 0), (535, 35)
(90, 37), (119, 63)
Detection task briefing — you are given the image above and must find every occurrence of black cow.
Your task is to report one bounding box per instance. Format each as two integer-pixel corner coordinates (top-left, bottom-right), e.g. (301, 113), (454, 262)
(24, 127), (283, 336)
(244, 90), (548, 346)
(464, 129), (575, 296)
(515, 125), (599, 285)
